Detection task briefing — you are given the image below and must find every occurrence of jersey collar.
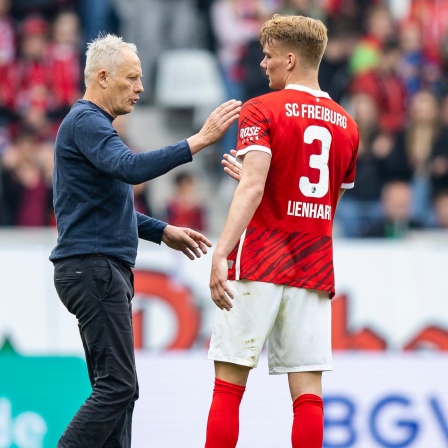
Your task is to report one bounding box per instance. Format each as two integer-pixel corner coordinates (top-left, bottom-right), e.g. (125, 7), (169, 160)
(285, 84), (331, 99)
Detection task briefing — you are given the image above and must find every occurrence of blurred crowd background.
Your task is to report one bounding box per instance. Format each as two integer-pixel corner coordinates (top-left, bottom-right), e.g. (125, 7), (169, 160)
(1, 0), (448, 239)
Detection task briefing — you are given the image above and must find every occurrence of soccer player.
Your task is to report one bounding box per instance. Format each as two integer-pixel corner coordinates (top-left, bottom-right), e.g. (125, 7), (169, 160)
(50, 34), (240, 448)
(205, 14), (359, 448)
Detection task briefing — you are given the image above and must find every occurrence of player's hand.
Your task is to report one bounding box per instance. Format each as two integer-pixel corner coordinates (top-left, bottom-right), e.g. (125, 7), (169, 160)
(222, 149), (242, 182)
(209, 255), (234, 311)
(162, 225), (212, 260)
(187, 100), (242, 154)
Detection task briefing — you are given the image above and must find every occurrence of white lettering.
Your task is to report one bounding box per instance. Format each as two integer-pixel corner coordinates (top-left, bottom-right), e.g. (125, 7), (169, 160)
(286, 201), (332, 220)
(330, 110), (337, 124)
(302, 202), (309, 217)
(295, 104), (347, 129)
(285, 103), (300, 117)
(0, 399), (47, 448)
(240, 126), (261, 139)
(317, 204), (324, 219)
(337, 114), (343, 127)
(302, 104), (308, 117)
(308, 105), (315, 119)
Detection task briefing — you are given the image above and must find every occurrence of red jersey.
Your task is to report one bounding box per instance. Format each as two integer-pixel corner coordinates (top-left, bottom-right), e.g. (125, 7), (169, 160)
(227, 84), (359, 297)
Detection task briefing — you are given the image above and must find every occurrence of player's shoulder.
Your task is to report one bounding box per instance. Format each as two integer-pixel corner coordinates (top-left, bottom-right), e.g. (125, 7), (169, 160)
(327, 98), (352, 118)
(242, 90), (285, 113)
(325, 98), (358, 133)
(242, 91), (274, 107)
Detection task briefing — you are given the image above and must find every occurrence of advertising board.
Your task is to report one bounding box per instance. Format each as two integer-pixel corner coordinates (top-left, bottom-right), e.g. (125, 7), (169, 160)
(0, 230), (447, 447)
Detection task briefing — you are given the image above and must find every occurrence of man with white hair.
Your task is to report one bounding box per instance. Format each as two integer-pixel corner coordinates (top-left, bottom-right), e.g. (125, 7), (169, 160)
(50, 34), (241, 448)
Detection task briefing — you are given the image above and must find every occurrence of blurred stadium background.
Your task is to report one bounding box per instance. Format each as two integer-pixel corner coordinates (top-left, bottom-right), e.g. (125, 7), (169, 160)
(1, 0), (448, 447)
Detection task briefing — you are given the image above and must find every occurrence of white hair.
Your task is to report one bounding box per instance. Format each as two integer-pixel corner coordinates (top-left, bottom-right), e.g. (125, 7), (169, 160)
(84, 34), (138, 87)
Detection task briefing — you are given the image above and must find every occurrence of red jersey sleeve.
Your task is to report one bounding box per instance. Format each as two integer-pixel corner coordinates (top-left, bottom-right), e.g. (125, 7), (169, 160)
(342, 131), (359, 189)
(236, 98), (272, 160)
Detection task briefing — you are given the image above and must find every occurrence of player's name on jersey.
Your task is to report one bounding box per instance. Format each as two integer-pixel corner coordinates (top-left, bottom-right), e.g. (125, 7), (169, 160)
(285, 103), (347, 129)
(287, 200), (331, 220)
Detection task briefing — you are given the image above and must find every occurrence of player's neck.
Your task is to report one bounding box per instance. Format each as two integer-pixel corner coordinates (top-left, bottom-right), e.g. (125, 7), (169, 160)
(287, 73), (320, 92)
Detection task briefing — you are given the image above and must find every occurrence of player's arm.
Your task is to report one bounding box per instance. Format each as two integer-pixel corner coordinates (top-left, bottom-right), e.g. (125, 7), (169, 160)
(210, 150), (271, 311)
(338, 188), (346, 204)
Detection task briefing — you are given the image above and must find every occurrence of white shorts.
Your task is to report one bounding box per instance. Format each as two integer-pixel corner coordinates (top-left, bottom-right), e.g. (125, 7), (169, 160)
(208, 280), (332, 374)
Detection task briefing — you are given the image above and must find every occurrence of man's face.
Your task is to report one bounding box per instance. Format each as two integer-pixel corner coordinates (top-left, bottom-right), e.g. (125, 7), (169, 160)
(106, 48), (143, 117)
(260, 39), (289, 90)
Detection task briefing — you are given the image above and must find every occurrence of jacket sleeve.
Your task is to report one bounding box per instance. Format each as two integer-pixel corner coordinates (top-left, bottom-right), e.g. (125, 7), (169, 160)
(136, 212), (167, 244)
(74, 111), (193, 184)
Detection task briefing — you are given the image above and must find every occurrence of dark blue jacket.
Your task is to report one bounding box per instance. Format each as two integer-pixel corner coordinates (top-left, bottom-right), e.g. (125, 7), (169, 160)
(50, 100), (192, 266)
